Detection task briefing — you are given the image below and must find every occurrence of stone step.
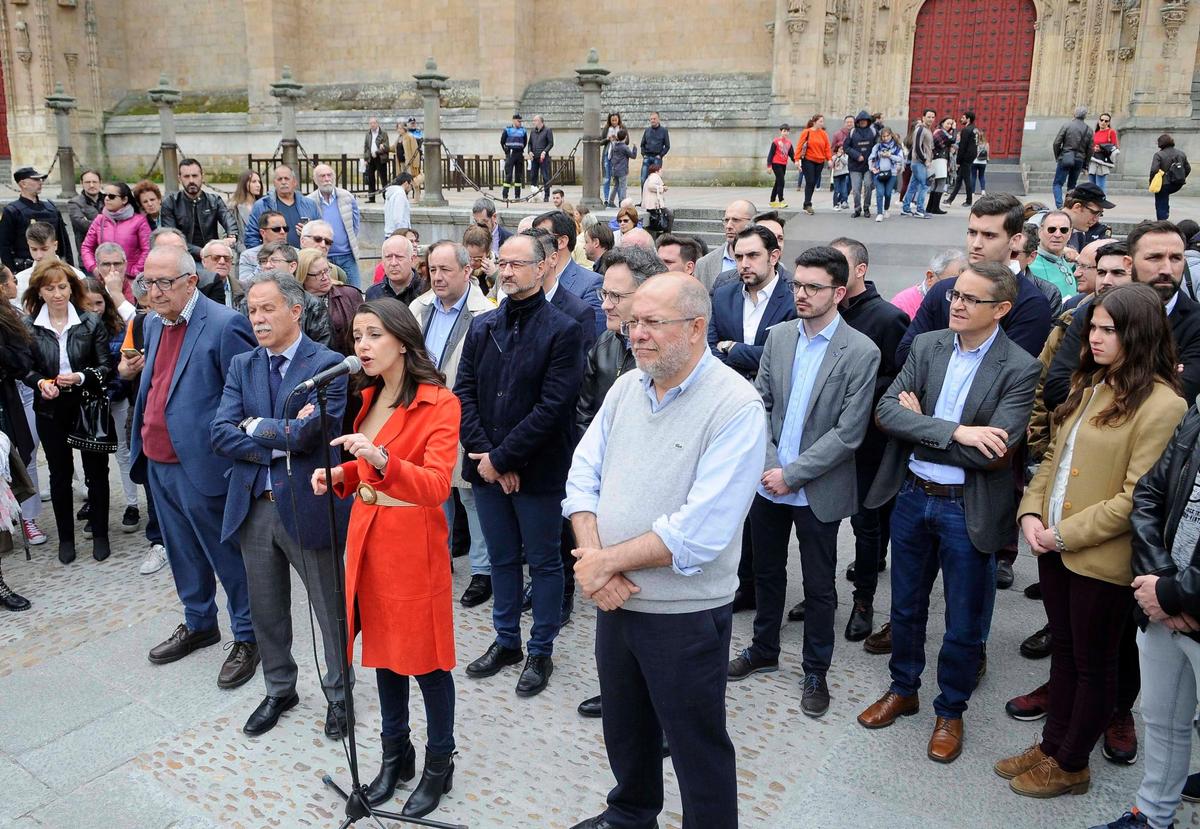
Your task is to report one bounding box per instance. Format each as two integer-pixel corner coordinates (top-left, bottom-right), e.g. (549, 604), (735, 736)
(1025, 170), (1148, 197)
(0, 159), (11, 184)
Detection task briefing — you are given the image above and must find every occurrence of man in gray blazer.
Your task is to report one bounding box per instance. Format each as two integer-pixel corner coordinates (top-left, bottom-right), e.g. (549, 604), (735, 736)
(409, 240), (496, 608)
(857, 260), (1040, 765)
(727, 246), (880, 718)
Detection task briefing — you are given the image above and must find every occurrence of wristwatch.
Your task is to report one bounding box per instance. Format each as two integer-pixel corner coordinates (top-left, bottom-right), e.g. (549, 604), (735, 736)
(719, 340), (734, 355)
(373, 446), (389, 473)
(1052, 527), (1067, 554)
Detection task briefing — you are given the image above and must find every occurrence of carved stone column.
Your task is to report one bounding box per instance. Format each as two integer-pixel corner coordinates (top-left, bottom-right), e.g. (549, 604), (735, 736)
(269, 66), (306, 172)
(44, 83), (77, 197)
(148, 73), (181, 194)
(414, 58), (449, 207)
(575, 50), (610, 210)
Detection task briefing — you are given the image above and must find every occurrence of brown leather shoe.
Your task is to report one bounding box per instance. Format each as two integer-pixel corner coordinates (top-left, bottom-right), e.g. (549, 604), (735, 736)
(857, 690), (919, 729)
(863, 622), (892, 655)
(994, 743), (1049, 780)
(147, 623), (221, 665)
(1009, 756), (1090, 798)
(217, 641), (260, 689)
(927, 716), (964, 763)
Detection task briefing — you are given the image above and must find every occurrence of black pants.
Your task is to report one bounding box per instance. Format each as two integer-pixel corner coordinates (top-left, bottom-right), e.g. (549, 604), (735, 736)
(748, 494), (841, 675)
(560, 518), (576, 599)
(596, 604), (737, 829)
(851, 499), (894, 603)
(736, 520), (754, 593)
(801, 158), (824, 208)
(37, 402), (109, 543)
(770, 163), (787, 203)
(377, 667), (455, 755)
(502, 151), (524, 195)
(947, 161), (975, 201)
(449, 487), (470, 557)
(365, 157), (388, 199)
(530, 156), (552, 199)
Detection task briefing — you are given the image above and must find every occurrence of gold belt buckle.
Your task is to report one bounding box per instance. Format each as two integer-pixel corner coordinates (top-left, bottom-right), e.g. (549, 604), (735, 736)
(356, 482), (378, 505)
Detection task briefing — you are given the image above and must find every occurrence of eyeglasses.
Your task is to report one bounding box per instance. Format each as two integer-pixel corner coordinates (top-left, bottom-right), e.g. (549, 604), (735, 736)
(1099, 118), (1111, 124)
(1044, 226), (1071, 234)
(306, 235), (333, 246)
(136, 274), (189, 292)
(722, 216), (752, 225)
(266, 258), (291, 268)
(264, 225), (288, 233)
(598, 288), (635, 303)
(495, 259), (536, 270)
(792, 281), (836, 297)
(946, 289), (1003, 308)
(103, 193), (123, 200)
(96, 261), (125, 271)
(308, 267), (331, 279)
(618, 218), (633, 225)
(1083, 205), (1104, 217)
(204, 254), (233, 263)
(619, 317), (698, 336)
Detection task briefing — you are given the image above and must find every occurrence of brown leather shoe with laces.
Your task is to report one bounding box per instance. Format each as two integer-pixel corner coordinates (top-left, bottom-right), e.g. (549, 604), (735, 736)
(857, 690), (919, 729)
(995, 743), (1049, 779)
(217, 640), (260, 689)
(927, 716), (964, 763)
(1009, 756), (1090, 798)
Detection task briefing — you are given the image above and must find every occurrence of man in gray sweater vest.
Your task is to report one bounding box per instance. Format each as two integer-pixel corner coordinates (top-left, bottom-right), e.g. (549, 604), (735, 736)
(563, 274), (766, 829)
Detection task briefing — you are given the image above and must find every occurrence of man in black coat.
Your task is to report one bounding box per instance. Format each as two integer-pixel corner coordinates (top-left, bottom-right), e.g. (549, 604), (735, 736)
(0, 168), (73, 271)
(946, 111), (979, 207)
(159, 159), (239, 261)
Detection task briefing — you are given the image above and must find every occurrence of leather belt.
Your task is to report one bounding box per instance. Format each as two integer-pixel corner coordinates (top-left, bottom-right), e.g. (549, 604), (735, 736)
(356, 482), (416, 508)
(906, 471), (964, 499)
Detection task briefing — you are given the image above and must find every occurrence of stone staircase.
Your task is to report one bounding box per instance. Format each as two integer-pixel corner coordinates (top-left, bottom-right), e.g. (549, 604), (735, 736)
(0, 158), (11, 184)
(1025, 168), (1148, 197)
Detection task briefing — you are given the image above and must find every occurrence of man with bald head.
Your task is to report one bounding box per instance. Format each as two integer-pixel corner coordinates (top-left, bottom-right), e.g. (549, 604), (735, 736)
(246, 165), (321, 249)
(565, 273), (766, 829)
(617, 227), (655, 251)
(310, 163), (363, 289)
(366, 234), (426, 304)
(695, 198), (756, 292)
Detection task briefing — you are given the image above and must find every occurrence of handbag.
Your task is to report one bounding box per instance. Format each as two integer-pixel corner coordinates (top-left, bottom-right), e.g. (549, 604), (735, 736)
(647, 208), (671, 233)
(930, 158), (948, 179)
(1149, 170), (1164, 194)
(66, 387), (117, 454)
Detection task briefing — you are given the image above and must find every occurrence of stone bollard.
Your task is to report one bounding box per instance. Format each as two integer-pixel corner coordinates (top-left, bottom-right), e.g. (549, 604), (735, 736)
(270, 66), (306, 174)
(575, 50), (610, 210)
(44, 83), (77, 198)
(414, 58), (449, 208)
(148, 73), (182, 194)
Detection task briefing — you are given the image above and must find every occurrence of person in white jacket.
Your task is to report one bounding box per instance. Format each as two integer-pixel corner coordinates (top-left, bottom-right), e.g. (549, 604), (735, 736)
(383, 173), (414, 236)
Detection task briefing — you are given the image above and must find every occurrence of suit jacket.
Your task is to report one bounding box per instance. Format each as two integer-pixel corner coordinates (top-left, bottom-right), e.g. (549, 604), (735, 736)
(695, 244), (731, 293)
(550, 282), (599, 355)
(710, 262), (792, 295)
(558, 258), (606, 336)
(866, 327), (1041, 553)
(364, 127), (390, 162)
(211, 334), (352, 549)
(129, 293), (257, 497)
(708, 275), (797, 378)
(756, 317), (881, 522)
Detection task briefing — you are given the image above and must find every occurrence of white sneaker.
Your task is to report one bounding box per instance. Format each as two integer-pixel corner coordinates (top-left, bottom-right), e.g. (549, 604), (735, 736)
(913, 211), (927, 219)
(875, 213), (884, 222)
(39, 490), (51, 503)
(832, 204), (841, 212)
(22, 519), (47, 546)
(139, 544), (169, 575)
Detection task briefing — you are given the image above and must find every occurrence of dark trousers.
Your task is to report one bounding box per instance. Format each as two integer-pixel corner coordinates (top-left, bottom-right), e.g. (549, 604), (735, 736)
(502, 151), (525, 194)
(530, 156), (552, 198)
(748, 494), (841, 675)
(364, 157), (388, 199)
(850, 499), (894, 603)
(1116, 616), (1140, 715)
(560, 518), (577, 598)
(801, 158), (824, 208)
(449, 488), (470, 557)
(770, 163), (787, 203)
(736, 520), (754, 592)
(377, 668), (455, 755)
(1155, 190), (1171, 221)
(888, 477), (995, 718)
(473, 486), (563, 655)
(37, 405), (109, 543)
(596, 604), (737, 829)
(1038, 551), (1133, 772)
(947, 161), (975, 201)
(148, 460), (254, 640)
(143, 484), (162, 545)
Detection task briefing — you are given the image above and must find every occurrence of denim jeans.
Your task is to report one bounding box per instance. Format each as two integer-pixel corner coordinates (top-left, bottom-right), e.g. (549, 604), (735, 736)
(329, 253), (360, 290)
(971, 164), (987, 192)
(887, 477), (996, 718)
(612, 176), (628, 205)
(1155, 190), (1171, 221)
(602, 151), (613, 203)
(640, 155), (661, 185)
(1088, 172), (1107, 192)
(1134, 622), (1200, 829)
(377, 667), (456, 755)
(902, 161), (928, 213)
(1052, 160), (1084, 208)
(442, 486), (489, 575)
(473, 486), (563, 656)
(110, 397), (138, 507)
(874, 174), (897, 214)
(849, 170), (873, 211)
(832, 175), (850, 207)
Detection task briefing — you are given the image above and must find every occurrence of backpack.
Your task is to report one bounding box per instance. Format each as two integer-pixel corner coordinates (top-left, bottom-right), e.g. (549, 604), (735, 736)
(1165, 155), (1188, 190)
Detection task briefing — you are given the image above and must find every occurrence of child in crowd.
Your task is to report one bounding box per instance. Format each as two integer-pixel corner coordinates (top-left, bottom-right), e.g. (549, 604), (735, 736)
(831, 145), (850, 211)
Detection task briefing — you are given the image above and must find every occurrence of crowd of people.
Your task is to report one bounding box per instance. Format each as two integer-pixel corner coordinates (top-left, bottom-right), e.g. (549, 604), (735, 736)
(4, 144), (1200, 828)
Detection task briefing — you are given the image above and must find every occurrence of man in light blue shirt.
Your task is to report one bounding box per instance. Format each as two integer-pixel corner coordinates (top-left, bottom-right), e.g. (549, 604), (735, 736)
(311, 165), (362, 289)
(726, 246), (880, 719)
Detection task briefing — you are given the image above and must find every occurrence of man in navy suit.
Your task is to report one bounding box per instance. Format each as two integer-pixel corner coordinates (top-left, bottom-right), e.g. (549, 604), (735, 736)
(211, 271), (353, 739)
(535, 210), (605, 336)
(121, 246), (259, 689)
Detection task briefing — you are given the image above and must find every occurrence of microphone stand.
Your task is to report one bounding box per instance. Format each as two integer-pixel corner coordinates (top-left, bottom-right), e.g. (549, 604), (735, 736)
(314, 383), (467, 829)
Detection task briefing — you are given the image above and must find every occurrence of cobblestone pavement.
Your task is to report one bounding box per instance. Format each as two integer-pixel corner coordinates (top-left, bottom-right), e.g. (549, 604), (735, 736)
(3, 467), (1199, 829)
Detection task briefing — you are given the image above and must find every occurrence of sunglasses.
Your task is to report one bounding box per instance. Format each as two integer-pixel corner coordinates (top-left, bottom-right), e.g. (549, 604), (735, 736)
(1044, 226), (1071, 234)
(306, 235), (333, 245)
(103, 193), (124, 200)
(265, 225), (288, 233)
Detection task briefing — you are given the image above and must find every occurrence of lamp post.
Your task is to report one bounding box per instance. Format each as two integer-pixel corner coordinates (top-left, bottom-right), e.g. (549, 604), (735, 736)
(148, 73), (182, 193)
(413, 58), (449, 207)
(270, 66), (307, 172)
(575, 50), (610, 210)
(44, 83), (78, 197)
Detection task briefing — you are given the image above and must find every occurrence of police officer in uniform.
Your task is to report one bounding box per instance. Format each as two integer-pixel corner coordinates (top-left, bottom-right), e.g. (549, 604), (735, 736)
(501, 114), (528, 201)
(0, 168), (74, 272)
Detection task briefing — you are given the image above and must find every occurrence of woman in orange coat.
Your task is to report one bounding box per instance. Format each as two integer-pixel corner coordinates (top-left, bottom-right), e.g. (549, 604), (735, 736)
(795, 113), (832, 215)
(312, 298), (460, 819)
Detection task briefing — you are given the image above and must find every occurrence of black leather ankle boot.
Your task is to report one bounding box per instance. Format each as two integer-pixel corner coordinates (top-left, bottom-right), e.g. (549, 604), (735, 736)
(402, 749), (454, 818)
(364, 736), (415, 806)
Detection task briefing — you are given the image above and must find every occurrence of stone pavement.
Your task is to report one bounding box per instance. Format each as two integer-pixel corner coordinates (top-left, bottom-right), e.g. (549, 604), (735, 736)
(3, 464), (1200, 829)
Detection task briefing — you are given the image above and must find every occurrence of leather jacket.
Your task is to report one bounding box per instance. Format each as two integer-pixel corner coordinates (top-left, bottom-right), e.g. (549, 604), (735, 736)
(1131, 405), (1200, 640)
(160, 190), (239, 259)
(21, 309), (113, 414)
(576, 329), (634, 433)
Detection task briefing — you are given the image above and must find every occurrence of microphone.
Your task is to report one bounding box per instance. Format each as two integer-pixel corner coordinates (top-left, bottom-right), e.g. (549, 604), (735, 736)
(295, 356), (362, 393)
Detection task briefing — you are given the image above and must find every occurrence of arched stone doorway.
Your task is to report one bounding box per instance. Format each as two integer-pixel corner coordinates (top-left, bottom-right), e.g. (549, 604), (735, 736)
(908, 0), (1037, 159)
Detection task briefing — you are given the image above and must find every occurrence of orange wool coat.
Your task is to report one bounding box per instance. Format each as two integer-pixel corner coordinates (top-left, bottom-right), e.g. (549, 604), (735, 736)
(333, 382), (460, 675)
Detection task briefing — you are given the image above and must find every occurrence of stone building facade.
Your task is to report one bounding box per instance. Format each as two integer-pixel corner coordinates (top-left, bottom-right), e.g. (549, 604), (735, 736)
(0, 0), (1196, 189)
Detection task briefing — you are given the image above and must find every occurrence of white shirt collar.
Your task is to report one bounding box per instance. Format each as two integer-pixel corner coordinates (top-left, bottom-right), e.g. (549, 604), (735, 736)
(34, 302), (81, 332)
(743, 273), (779, 305)
(1166, 292), (1179, 317)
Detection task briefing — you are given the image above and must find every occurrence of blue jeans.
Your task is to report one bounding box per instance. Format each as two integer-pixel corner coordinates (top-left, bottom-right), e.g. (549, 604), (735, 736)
(473, 486), (564, 656)
(377, 667), (456, 755)
(902, 160), (929, 213)
(972, 164), (987, 192)
(640, 155), (661, 185)
(602, 151), (613, 203)
(1155, 189), (1171, 221)
(329, 253), (360, 290)
(832, 175), (850, 206)
(442, 485), (489, 575)
(887, 477), (996, 718)
(1052, 159), (1083, 208)
(849, 170), (873, 211)
(874, 174), (897, 214)
(1088, 172), (1107, 192)
(612, 175), (628, 205)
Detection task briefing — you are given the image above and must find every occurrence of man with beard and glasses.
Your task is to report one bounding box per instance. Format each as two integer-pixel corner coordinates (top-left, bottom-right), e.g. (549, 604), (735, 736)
(160, 159), (238, 262)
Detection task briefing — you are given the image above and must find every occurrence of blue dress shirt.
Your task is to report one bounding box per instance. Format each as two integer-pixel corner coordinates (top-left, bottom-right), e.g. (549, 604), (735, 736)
(422, 291), (468, 368)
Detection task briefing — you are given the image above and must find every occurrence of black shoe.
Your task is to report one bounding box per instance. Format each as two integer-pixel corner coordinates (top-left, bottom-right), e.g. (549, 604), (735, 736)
(516, 654), (553, 697)
(561, 592), (574, 626)
(82, 519), (94, 539)
(77, 500), (90, 521)
(570, 817), (623, 829)
(801, 673), (831, 718)
(577, 694), (602, 718)
(92, 534), (111, 562)
(963, 199), (973, 207)
(402, 749), (454, 818)
(58, 540), (76, 564)
(243, 693), (299, 736)
(996, 560), (1014, 589)
(1020, 624), (1052, 659)
(787, 599), (806, 621)
(852, 210), (862, 218)
(974, 647), (987, 689)
(459, 574), (492, 608)
(845, 600), (873, 642)
(466, 642), (524, 678)
(521, 580), (533, 613)
(148, 623), (221, 664)
(365, 736), (416, 806)
(945, 195), (956, 206)
(217, 641), (260, 689)
(731, 588), (756, 613)
(727, 648), (779, 681)
(121, 505), (140, 533)
(0, 570), (31, 612)
(325, 700), (348, 740)
(661, 735), (670, 758)
(1024, 581), (1043, 600)
(1183, 771), (1200, 802)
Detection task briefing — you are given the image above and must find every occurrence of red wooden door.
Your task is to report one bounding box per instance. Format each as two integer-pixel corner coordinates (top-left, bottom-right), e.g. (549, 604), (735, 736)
(0, 61), (9, 158)
(908, 0), (1036, 160)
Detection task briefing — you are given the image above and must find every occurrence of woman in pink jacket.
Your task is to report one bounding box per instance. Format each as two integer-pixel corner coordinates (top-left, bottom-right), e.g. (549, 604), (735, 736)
(81, 182), (150, 277)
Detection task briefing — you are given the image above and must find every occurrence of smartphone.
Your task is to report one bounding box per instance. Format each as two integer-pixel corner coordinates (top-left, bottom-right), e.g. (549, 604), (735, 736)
(121, 348), (142, 359)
